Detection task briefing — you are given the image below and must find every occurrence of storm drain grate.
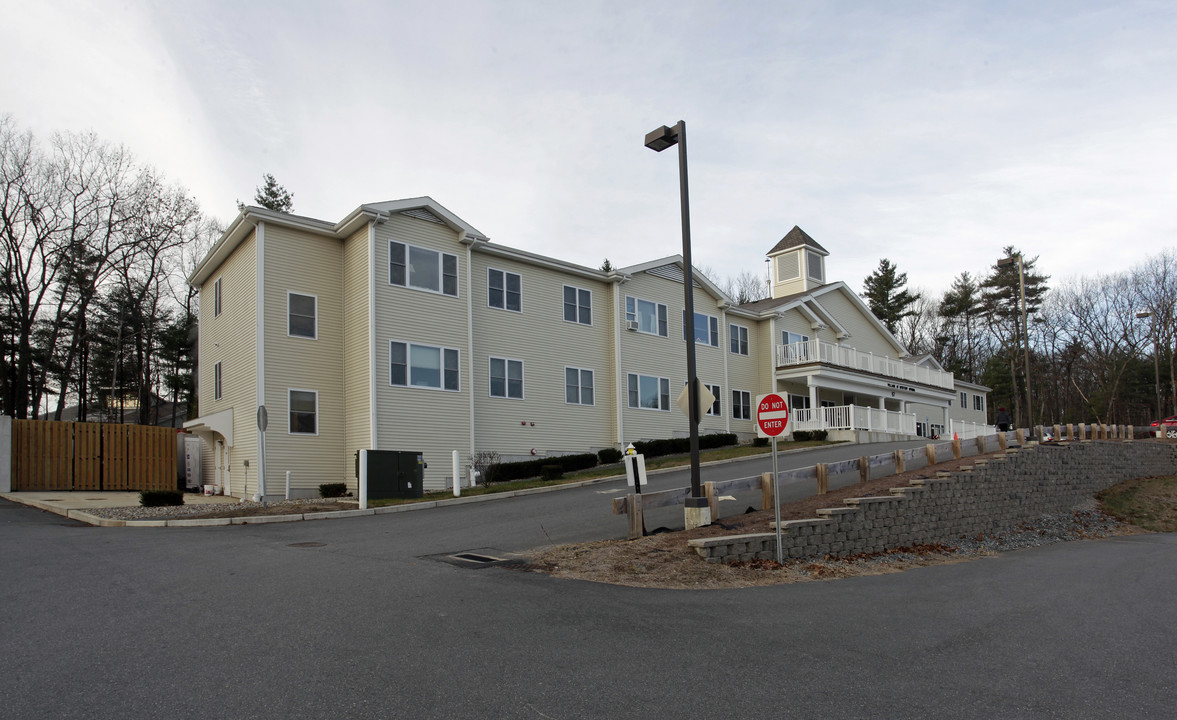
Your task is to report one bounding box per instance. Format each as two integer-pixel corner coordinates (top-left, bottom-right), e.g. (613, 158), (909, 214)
(452, 552), (501, 564)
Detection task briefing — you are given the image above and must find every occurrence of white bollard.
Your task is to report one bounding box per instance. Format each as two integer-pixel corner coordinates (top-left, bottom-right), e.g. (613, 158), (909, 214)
(359, 450), (368, 510)
(285, 470), (291, 500)
(452, 450), (461, 497)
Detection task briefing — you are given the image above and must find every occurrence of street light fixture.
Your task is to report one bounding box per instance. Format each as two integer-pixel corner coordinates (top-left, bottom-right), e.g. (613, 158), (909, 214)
(1136, 309), (1163, 419)
(997, 253), (1032, 432)
(645, 120), (710, 530)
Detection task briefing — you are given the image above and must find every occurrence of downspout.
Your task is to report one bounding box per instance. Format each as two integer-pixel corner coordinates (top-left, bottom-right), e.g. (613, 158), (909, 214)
(466, 241), (476, 467)
(720, 306), (731, 433)
(368, 220), (378, 449)
(255, 221), (266, 500)
(613, 279), (625, 446)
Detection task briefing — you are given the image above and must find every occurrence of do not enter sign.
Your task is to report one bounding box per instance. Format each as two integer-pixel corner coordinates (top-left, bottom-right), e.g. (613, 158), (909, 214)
(755, 393), (789, 438)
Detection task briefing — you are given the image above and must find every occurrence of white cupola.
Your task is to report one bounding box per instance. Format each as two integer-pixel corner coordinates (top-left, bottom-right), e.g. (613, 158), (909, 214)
(766, 226), (829, 299)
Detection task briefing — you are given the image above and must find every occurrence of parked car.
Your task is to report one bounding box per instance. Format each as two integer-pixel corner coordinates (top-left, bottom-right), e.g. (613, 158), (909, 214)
(1150, 415), (1177, 439)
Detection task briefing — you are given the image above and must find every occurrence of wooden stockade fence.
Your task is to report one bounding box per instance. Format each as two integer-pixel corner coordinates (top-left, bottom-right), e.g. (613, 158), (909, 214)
(612, 425), (1134, 539)
(11, 419), (176, 492)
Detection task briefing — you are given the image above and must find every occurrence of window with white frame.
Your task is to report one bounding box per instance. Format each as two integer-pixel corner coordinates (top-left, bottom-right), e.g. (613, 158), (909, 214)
(490, 357), (524, 398)
(789, 394), (811, 410)
(782, 332), (811, 363)
(213, 277), (222, 317)
(732, 390), (751, 420)
(705, 383), (721, 416)
(287, 292), (317, 339)
(974, 395), (984, 412)
(730, 324), (749, 355)
(782, 331), (809, 346)
(488, 268), (522, 312)
(390, 341), (460, 391)
(563, 285), (591, 325)
(389, 241), (458, 297)
(682, 310), (719, 347)
(625, 296), (668, 336)
(288, 389), (318, 435)
(214, 361), (222, 401)
(960, 391), (967, 407)
(628, 373), (670, 411)
(565, 367), (594, 405)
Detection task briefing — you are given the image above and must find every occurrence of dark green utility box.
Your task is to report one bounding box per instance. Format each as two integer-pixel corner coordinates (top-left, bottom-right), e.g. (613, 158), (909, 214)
(364, 450), (426, 499)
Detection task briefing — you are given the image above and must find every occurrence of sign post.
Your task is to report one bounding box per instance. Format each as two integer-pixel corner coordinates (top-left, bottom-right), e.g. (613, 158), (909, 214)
(256, 405), (268, 507)
(756, 393), (790, 563)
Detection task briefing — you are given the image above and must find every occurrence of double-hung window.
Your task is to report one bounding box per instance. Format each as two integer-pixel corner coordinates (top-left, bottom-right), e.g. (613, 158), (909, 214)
(490, 357), (524, 399)
(683, 311), (719, 346)
(565, 367), (594, 405)
(288, 389), (318, 435)
(782, 332), (811, 363)
(960, 391), (968, 407)
(730, 324), (748, 355)
(627, 373), (670, 411)
(974, 395), (984, 412)
(390, 341), (460, 391)
(214, 362), (222, 401)
(625, 296), (667, 336)
(488, 269), (522, 312)
(213, 277), (222, 317)
(732, 390), (751, 420)
(563, 285), (591, 325)
(389, 241), (458, 296)
(287, 292), (317, 339)
(705, 383), (721, 416)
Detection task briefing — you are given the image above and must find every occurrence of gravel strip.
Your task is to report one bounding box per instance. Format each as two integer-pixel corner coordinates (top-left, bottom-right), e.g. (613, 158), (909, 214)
(84, 497), (357, 521)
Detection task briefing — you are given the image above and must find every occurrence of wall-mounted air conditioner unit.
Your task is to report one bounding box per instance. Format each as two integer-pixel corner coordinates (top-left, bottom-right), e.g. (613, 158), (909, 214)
(625, 320), (640, 331)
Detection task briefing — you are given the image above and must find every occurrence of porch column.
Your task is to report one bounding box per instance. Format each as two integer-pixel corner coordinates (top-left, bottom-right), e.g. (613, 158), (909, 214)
(809, 383), (820, 427)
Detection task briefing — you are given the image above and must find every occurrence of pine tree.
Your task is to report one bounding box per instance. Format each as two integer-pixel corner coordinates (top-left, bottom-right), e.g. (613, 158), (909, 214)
(237, 173), (293, 213)
(862, 259), (919, 335)
(600, 259), (615, 272)
(938, 272), (982, 382)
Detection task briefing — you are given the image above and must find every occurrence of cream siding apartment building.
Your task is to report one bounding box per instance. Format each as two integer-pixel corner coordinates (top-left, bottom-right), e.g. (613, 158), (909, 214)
(185, 198), (989, 497)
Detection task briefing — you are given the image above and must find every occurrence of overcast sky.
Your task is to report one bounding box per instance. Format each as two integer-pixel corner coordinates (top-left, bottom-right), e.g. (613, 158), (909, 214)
(3, 0), (1175, 298)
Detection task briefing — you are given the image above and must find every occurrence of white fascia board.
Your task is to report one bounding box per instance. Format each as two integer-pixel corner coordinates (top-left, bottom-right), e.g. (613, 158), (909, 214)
(473, 242), (611, 282)
(955, 378), (992, 392)
(363, 196), (488, 240)
(617, 255), (735, 306)
(804, 298), (849, 338)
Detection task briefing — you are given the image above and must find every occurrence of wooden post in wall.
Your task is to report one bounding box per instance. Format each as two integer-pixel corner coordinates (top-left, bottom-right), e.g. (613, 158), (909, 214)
(627, 494), (643, 540)
(925, 443), (937, 467)
(893, 450), (905, 474)
(761, 472), (774, 510)
(1127, 425), (1134, 441)
(704, 481), (718, 521)
(816, 463), (829, 494)
(1054, 424), (1062, 441)
(997, 433), (1008, 451)
(1065, 423), (1073, 441)
(1016, 428), (1025, 444)
(952, 436), (962, 459)
(858, 456), (869, 484)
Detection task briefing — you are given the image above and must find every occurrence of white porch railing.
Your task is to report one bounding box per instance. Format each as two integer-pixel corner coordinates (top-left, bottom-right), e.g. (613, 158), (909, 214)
(776, 339), (954, 390)
(948, 419), (996, 440)
(791, 404), (917, 436)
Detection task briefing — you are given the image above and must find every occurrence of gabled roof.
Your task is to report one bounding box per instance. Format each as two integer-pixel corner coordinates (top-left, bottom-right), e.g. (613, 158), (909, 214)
(188, 197), (487, 287)
(737, 281), (908, 356)
(617, 255), (735, 309)
(767, 226), (828, 256)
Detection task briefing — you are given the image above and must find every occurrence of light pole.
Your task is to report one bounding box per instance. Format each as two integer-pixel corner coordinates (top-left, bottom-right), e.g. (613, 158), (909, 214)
(1136, 309), (1162, 419)
(997, 253), (1032, 431)
(645, 120), (709, 530)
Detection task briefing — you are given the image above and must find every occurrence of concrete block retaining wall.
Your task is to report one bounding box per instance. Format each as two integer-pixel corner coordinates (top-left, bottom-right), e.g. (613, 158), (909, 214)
(688, 441), (1177, 564)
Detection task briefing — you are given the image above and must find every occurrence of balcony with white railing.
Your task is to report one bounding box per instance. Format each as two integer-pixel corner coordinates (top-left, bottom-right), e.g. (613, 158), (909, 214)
(776, 339), (954, 390)
(790, 404), (917, 435)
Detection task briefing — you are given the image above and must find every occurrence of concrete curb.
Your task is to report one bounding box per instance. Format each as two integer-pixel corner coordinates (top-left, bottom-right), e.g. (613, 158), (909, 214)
(1, 446), (812, 528)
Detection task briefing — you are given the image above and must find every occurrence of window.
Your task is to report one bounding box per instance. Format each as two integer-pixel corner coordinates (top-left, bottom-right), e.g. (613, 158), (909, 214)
(974, 395), (984, 412)
(782, 331), (809, 346)
(565, 367), (594, 405)
(732, 390), (751, 420)
(782, 332), (811, 363)
(960, 391), (967, 407)
(288, 389), (317, 435)
(705, 383), (721, 416)
(389, 241), (458, 296)
(625, 296), (668, 336)
(213, 277), (222, 317)
(563, 285), (592, 325)
(807, 250), (824, 281)
(488, 268), (522, 312)
(489, 357), (524, 399)
(730, 324), (749, 355)
(287, 292), (317, 339)
(683, 310), (719, 347)
(628, 373), (670, 411)
(390, 341), (459, 391)
(214, 362), (222, 401)
(789, 394), (811, 410)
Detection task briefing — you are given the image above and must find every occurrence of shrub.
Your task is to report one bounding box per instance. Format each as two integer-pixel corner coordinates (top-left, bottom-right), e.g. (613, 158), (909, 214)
(632, 433), (738, 458)
(319, 482), (348, 498)
(140, 490), (183, 507)
(483, 452), (599, 484)
(472, 450), (500, 485)
(791, 430), (828, 442)
(598, 447), (623, 464)
(753, 437), (769, 447)
(541, 465), (563, 480)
